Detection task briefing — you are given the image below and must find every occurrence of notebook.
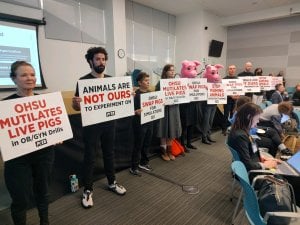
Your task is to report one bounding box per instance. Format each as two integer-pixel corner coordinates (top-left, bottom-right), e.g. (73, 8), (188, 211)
(276, 151), (300, 176)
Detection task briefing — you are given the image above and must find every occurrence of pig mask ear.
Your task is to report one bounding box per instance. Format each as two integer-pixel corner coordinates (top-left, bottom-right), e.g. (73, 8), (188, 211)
(193, 60), (201, 67)
(181, 60), (189, 66)
(214, 64), (224, 69)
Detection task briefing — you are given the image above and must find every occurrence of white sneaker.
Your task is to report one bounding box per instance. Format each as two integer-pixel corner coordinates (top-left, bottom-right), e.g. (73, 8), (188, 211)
(108, 181), (126, 195)
(81, 190), (93, 208)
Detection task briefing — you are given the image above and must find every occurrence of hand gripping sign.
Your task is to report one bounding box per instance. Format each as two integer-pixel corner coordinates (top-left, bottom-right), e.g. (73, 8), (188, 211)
(140, 91), (165, 124)
(0, 92), (73, 161)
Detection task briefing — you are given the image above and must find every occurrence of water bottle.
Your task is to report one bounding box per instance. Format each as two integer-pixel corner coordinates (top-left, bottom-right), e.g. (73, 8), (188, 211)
(69, 174), (79, 192)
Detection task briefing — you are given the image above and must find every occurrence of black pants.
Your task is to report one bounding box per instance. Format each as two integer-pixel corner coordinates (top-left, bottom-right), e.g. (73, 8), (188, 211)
(256, 127), (282, 157)
(4, 147), (54, 225)
(82, 122), (116, 189)
(131, 119), (153, 170)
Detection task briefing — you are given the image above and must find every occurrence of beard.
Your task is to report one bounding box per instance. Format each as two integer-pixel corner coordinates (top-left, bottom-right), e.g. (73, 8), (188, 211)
(93, 62), (105, 74)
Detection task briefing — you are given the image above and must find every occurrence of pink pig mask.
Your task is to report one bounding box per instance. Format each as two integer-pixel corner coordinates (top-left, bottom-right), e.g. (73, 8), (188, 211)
(180, 60), (201, 78)
(203, 64), (224, 83)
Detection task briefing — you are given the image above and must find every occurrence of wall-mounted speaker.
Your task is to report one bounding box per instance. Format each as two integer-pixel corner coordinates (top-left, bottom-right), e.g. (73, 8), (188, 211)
(208, 39), (223, 57)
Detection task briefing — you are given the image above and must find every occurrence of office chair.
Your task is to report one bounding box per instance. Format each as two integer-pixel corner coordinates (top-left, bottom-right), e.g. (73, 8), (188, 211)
(231, 161), (300, 225)
(225, 141), (274, 224)
(264, 100), (272, 107)
(259, 102), (267, 110)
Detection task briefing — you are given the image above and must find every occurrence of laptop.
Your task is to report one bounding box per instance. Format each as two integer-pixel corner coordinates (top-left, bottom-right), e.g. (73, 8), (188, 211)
(276, 151), (300, 176)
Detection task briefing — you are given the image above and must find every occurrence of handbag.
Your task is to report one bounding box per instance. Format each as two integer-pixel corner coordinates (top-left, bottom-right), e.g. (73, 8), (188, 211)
(170, 139), (185, 157)
(257, 175), (293, 225)
(282, 135), (300, 154)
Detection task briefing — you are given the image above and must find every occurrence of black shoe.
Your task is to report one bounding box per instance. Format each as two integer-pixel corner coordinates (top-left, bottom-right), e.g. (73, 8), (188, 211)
(186, 143), (197, 149)
(202, 138), (211, 145)
(129, 168), (142, 177)
(222, 129), (227, 136)
(207, 136), (216, 143)
(183, 145), (191, 153)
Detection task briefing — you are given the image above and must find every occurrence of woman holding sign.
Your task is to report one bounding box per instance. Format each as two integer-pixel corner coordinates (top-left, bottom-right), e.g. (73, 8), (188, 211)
(155, 64), (182, 161)
(2, 61), (54, 225)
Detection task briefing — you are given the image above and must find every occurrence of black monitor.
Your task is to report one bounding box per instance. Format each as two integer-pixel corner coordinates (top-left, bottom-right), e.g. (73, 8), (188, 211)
(208, 40), (224, 57)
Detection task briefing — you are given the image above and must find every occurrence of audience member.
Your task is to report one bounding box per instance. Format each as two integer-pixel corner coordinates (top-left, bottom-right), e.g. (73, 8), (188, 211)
(3, 61), (55, 225)
(72, 47), (126, 209)
(155, 64), (182, 161)
(228, 103), (278, 171)
(292, 83), (300, 106)
(130, 72), (153, 176)
(258, 101), (293, 136)
(228, 102), (300, 205)
(270, 83), (289, 104)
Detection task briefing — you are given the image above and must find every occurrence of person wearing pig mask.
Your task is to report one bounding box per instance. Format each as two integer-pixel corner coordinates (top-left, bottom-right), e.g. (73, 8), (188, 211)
(179, 60), (201, 150)
(201, 64), (224, 144)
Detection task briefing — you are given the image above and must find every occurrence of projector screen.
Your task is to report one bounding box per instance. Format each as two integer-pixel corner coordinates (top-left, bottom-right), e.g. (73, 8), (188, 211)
(0, 20), (45, 89)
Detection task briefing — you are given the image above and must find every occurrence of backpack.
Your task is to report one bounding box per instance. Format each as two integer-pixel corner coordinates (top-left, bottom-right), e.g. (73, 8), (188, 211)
(282, 118), (298, 134)
(282, 134), (300, 154)
(258, 175), (294, 225)
(171, 139), (185, 157)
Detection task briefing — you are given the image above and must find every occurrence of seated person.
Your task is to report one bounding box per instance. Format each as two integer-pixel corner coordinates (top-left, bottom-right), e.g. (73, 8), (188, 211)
(228, 102), (300, 206)
(271, 83), (289, 104)
(228, 103), (278, 171)
(229, 97), (292, 157)
(258, 101), (293, 136)
(292, 83), (300, 106)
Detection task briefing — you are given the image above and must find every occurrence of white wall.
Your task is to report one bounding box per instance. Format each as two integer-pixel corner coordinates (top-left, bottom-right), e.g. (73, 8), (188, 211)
(0, 0), (127, 98)
(227, 15), (300, 87)
(175, 9), (227, 76)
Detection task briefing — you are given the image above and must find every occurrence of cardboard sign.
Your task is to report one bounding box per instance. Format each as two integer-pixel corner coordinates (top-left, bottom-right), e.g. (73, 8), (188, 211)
(188, 78), (207, 101)
(160, 78), (189, 105)
(140, 91), (165, 124)
(271, 76), (283, 90)
(0, 92), (73, 161)
(78, 76), (134, 126)
(222, 79), (245, 96)
(258, 76), (272, 91)
(207, 83), (227, 104)
(239, 76), (260, 93)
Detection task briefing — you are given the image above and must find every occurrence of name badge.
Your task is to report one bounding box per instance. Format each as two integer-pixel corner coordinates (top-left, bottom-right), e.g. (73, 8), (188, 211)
(251, 142), (258, 153)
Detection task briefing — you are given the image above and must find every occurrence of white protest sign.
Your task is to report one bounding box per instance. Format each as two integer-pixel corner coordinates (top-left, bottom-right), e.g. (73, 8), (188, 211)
(222, 79), (245, 96)
(188, 78), (207, 101)
(140, 91), (165, 124)
(78, 76), (134, 126)
(271, 76), (283, 90)
(258, 76), (272, 91)
(239, 76), (260, 93)
(0, 92), (73, 161)
(207, 83), (227, 104)
(160, 78), (189, 105)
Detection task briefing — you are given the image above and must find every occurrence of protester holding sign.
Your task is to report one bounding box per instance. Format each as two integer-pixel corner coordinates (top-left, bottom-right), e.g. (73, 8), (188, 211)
(72, 47), (126, 209)
(237, 61), (254, 99)
(2, 61), (55, 225)
(130, 72), (154, 176)
(155, 64), (182, 161)
(252, 67), (265, 105)
(221, 64), (239, 135)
